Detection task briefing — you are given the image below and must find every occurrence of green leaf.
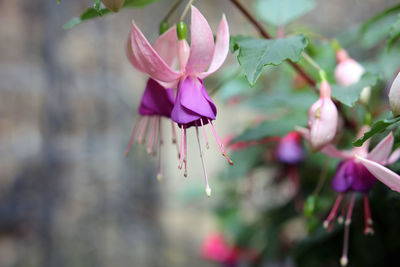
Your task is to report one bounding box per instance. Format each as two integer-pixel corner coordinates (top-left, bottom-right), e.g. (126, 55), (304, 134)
(353, 116), (400, 147)
(94, 0), (101, 11)
(254, 0), (316, 26)
(331, 72), (380, 107)
(64, 0), (160, 29)
(232, 35), (308, 86)
(360, 4), (400, 35)
(388, 16), (400, 50)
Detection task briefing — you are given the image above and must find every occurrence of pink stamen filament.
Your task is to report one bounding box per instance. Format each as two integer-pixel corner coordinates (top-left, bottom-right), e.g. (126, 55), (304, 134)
(125, 116), (142, 156)
(341, 193), (356, 267)
(208, 119), (234, 165)
(184, 127), (188, 177)
(152, 116), (159, 156)
(171, 120), (180, 159)
(195, 126), (211, 197)
(324, 193), (343, 230)
(147, 116), (157, 154)
(200, 119), (209, 149)
(141, 116), (151, 144)
(338, 194), (348, 224)
(157, 117), (163, 181)
(179, 125), (184, 169)
(363, 194), (374, 235)
(136, 116), (149, 144)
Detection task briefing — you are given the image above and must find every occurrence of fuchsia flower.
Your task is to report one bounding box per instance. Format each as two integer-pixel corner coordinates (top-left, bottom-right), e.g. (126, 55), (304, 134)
(388, 72), (400, 116)
(320, 126), (400, 266)
(276, 131), (304, 164)
(334, 49), (370, 104)
(299, 78), (338, 152)
(125, 26), (179, 181)
(201, 233), (240, 266)
(129, 6), (231, 196)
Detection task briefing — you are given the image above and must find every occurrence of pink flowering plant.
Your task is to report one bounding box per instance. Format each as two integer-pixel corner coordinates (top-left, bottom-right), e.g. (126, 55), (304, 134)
(64, 0), (400, 266)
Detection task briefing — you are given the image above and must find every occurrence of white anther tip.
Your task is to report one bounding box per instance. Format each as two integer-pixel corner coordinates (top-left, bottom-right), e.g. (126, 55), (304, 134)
(340, 256), (348, 266)
(206, 187), (212, 197)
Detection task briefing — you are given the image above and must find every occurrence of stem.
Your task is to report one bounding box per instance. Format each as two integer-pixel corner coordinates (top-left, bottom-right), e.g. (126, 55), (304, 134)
(162, 0), (183, 23)
(180, 0), (195, 21)
(302, 52), (322, 71)
(229, 0), (316, 87)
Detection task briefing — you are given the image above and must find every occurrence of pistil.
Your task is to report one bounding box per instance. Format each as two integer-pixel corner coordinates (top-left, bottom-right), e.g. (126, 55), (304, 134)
(196, 125), (211, 197)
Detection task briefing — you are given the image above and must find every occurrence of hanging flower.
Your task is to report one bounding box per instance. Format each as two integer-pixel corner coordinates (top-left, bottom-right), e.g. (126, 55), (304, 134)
(129, 6), (230, 196)
(319, 126), (400, 266)
(276, 131), (304, 165)
(334, 49), (370, 104)
(125, 26), (179, 181)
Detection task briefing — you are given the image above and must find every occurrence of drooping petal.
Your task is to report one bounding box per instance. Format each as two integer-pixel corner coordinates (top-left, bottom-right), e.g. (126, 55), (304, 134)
(389, 72), (400, 117)
(367, 132), (393, 164)
(356, 155), (400, 193)
(130, 21), (181, 82)
(138, 79), (175, 117)
(388, 147), (400, 165)
(198, 14), (230, 79)
(171, 76), (217, 126)
(295, 126), (310, 141)
(153, 26), (178, 67)
(185, 6), (215, 74)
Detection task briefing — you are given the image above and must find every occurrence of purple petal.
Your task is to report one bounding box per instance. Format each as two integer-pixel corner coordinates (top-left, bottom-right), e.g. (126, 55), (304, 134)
(351, 162), (376, 192)
(171, 76), (216, 126)
(138, 79), (175, 117)
(331, 160), (356, 193)
(276, 134), (304, 164)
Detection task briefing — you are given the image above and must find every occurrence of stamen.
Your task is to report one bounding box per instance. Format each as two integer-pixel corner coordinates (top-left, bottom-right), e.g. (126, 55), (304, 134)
(340, 193), (356, 267)
(157, 117), (163, 181)
(141, 116), (151, 144)
(151, 116), (159, 156)
(136, 116), (149, 144)
(200, 118), (209, 149)
(171, 120), (180, 159)
(178, 125), (184, 169)
(195, 126), (211, 197)
(208, 119), (234, 165)
(184, 127), (188, 177)
(363, 194), (374, 235)
(147, 116), (157, 154)
(125, 116), (142, 156)
(338, 197), (348, 225)
(323, 193), (343, 230)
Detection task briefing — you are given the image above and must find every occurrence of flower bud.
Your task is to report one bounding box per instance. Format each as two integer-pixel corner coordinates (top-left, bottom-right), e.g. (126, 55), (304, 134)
(308, 81), (338, 151)
(334, 49), (370, 104)
(389, 72), (400, 117)
(102, 0), (125, 12)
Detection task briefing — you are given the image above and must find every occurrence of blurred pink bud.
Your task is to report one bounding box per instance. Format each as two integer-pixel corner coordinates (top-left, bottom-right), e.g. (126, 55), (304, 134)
(308, 81), (338, 151)
(334, 49), (370, 104)
(389, 72), (400, 116)
(201, 233), (239, 264)
(102, 0), (125, 12)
